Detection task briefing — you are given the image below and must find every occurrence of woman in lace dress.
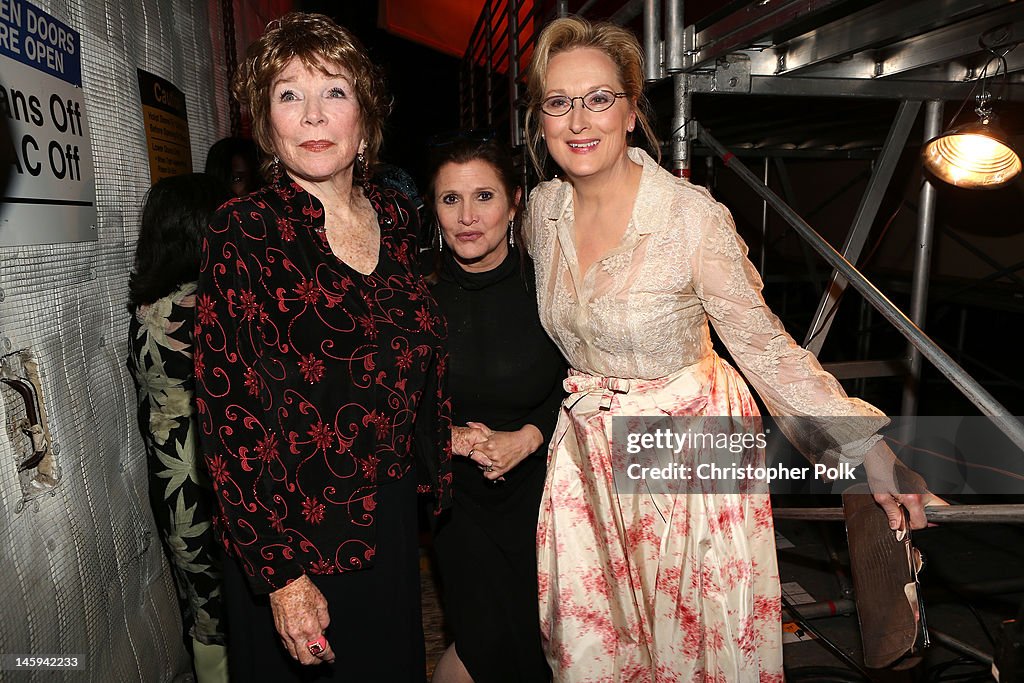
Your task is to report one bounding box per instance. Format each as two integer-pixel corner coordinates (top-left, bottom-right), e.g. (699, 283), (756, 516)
(522, 17), (932, 682)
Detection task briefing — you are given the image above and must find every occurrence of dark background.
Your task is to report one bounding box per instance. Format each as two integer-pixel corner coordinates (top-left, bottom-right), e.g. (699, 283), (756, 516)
(298, 0), (1024, 419)
(302, 0), (462, 189)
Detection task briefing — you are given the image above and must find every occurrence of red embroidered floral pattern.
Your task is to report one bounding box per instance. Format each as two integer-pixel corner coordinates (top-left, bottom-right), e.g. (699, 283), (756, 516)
(195, 179), (451, 594)
(298, 353), (325, 384)
(197, 293), (217, 326)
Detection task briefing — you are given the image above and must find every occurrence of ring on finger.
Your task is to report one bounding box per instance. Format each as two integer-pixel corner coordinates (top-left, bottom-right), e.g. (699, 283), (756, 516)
(306, 635), (327, 657)
(486, 464), (494, 472)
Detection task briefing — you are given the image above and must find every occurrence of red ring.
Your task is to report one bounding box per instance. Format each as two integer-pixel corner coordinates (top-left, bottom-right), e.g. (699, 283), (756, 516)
(306, 635), (327, 656)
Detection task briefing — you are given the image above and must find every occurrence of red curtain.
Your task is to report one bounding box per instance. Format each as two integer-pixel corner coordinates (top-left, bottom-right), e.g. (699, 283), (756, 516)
(379, 0), (487, 57)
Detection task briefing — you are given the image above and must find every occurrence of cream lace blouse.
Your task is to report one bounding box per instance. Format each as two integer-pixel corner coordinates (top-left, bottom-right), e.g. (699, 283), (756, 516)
(524, 147), (887, 465)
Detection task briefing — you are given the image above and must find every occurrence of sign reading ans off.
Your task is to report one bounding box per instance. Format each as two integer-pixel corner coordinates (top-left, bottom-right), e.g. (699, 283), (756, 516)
(0, 0), (96, 246)
(137, 69), (191, 184)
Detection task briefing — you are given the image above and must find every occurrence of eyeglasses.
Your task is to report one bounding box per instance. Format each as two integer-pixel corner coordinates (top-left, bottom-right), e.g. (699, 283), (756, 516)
(540, 90), (627, 117)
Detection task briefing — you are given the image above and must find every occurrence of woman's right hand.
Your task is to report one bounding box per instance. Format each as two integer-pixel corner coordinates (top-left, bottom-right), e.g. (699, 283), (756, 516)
(268, 575), (335, 665)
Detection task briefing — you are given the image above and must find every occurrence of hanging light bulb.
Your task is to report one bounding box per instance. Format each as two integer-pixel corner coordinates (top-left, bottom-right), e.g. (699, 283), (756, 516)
(922, 85), (1021, 189)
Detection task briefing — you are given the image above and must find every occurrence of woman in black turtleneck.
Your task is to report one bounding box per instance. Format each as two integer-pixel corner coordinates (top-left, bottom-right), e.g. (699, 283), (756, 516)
(427, 135), (565, 683)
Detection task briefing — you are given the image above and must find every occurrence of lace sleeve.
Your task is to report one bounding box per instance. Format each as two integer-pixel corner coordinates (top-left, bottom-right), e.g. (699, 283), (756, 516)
(691, 201), (888, 467)
(523, 191), (542, 258)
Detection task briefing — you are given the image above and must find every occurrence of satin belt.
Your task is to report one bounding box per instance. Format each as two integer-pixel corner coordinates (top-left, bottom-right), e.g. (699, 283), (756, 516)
(562, 355), (716, 413)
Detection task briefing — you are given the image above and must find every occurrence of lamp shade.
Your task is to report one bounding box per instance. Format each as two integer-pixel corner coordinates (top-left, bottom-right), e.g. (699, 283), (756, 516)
(922, 119), (1021, 189)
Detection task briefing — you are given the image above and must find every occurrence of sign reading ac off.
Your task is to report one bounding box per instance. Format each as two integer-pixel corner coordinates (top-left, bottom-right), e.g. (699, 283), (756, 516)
(1, 86), (85, 181)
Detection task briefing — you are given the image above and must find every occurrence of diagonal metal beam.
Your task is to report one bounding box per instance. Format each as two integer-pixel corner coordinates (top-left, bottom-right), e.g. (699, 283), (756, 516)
(804, 99), (922, 355)
(693, 121), (1024, 452)
(609, 0), (644, 26)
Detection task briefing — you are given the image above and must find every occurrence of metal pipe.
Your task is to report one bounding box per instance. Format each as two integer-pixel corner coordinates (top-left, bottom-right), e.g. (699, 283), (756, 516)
(555, 0), (569, 18)
(782, 596), (874, 678)
(670, 73), (690, 177)
(644, 0), (662, 82)
(804, 100), (922, 356)
(694, 121), (1024, 452)
(664, 0), (684, 73)
(485, 4), (494, 127)
(507, 0), (521, 146)
(760, 157), (769, 273)
(902, 100), (943, 417)
(929, 629), (994, 665)
(773, 504), (1024, 524)
(785, 598), (856, 619)
(610, 0), (645, 26)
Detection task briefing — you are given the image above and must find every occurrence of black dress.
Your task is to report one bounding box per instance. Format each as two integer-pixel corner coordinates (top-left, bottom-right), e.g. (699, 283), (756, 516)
(432, 246), (565, 683)
(195, 176), (451, 681)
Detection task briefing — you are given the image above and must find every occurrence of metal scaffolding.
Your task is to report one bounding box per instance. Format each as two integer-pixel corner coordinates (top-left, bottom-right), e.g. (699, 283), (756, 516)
(457, 0), (1024, 672)
(458, 0), (1024, 432)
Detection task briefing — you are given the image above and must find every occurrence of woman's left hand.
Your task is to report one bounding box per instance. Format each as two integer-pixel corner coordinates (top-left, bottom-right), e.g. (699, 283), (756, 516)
(466, 422), (543, 481)
(268, 575), (335, 665)
(863, 440), (947, 531)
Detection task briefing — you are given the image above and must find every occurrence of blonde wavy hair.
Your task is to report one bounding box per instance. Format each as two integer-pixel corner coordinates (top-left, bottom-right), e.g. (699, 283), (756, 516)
(232, 12), (392, 177)
(524, 16), (659, 177)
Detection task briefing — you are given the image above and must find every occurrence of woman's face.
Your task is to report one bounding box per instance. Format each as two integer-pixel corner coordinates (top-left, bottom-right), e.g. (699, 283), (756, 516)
(540, 47), (636, 182)
(229, 153), (254, 196)
(434, 159), (520, 273)
(268, 58), (364, 189)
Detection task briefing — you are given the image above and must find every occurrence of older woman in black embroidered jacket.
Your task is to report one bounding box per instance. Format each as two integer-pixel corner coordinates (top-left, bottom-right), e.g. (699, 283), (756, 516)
(193, 12), (451, 682)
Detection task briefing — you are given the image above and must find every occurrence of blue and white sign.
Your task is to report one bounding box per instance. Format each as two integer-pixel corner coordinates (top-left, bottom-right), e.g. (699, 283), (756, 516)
(0, 0), (96, 246)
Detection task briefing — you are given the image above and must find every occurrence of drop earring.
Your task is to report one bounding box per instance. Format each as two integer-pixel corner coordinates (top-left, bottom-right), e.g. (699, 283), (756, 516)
(356, 149), (368, 188)
(272, 155), (282, 181)
(507, 219), (515, 248)
(436, 223), (443, 251)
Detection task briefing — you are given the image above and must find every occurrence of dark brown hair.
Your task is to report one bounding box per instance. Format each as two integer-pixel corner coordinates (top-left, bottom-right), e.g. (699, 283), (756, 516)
(232, 12), (391, 176)
(425, 132), (523, 246)
(128, 173), (231, 310)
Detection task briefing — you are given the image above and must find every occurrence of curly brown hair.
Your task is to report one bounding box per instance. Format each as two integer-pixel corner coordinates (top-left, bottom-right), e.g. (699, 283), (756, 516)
(232, 12), (392, 177)
(524, 16), (659, 177)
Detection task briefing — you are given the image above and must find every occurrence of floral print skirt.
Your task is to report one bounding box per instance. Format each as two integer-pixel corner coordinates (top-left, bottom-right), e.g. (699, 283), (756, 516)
(537, 354), (783, 682)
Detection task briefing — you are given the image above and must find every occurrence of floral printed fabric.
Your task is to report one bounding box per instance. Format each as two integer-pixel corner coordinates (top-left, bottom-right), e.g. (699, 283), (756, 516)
(524, 148), (887, 680)
(194, 178), (451, 595)
(128, 281), (225, 646)
(536, 358), (782, 682)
